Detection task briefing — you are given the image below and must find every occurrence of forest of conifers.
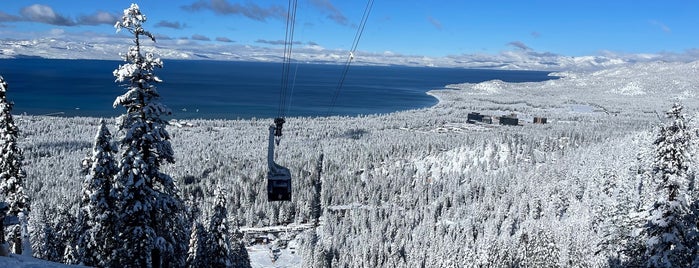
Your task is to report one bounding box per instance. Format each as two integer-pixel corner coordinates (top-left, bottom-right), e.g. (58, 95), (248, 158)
(2, 3), (699, 268)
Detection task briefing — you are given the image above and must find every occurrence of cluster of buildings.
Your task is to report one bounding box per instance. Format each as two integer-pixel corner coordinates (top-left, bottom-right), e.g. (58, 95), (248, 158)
(467, 112), (547, 126)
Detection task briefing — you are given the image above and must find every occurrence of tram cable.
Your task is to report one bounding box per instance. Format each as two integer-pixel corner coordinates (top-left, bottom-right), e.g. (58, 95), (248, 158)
(327, 0), (375, 115)
(278, 0), (299, 121)
(266, 0), (374, 202)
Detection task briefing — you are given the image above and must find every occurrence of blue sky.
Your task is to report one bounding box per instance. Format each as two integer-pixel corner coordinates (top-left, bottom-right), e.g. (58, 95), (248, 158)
(0, 0), (697, 58)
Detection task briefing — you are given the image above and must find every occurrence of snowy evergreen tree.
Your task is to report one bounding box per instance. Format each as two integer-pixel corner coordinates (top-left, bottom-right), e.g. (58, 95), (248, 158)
(111, 4), (186, 267)
(0, 75), (29, 255)
(185, 221), (207, 268)
(54, 204), (77, 264)
(74, 119), (119, 267)
(184, 194), (202, 229)
(644, 103), (695, 267)
(29, 203), (76, 263)
(30, 209), (61, 262)
(230, 219), (251, 268)
(310, 154), (323, 227)
(207, 187), (234, 267)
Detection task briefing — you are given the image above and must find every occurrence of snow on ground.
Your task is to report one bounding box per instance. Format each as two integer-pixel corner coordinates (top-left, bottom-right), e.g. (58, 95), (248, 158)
(242, 224), (312, 268)
(410, 60), (699, 185)
(10, 59), (699, 267)
(0, 254), (83, 268)
(248, 243), (303, 268)
(241, 223), (314, 234)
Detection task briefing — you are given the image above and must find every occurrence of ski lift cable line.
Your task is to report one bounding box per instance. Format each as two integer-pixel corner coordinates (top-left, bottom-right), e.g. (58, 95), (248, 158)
(285, 7), (309, 118)
(278, 0), (297, 118)
(284, 60), (301, 117)
(278, 0), (298, 119)
(277, 0), (291, 118)
(327, 0), (375, 116)
(284, 0), (298, 117)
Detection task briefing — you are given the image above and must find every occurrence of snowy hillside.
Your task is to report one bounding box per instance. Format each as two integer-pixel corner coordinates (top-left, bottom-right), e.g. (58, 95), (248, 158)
(8, 60), (699, 267)
(0, 254), (83, 267)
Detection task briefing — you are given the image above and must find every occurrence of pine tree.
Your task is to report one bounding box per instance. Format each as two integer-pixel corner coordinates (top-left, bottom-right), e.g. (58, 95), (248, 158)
(230, 218), (251, 268)
(74, 119), (119, 266)
(54, 203), (77, 264)
(31, 208), (61, 262)
(0, 75), (30, 255)
(644, 103), (695, 267)
(186, 221), (207, 268)
(184, 194), (202, 227)
(207, 187), (234, 267)
(112, 4), (186, 267)
(311, 154), (323, 227)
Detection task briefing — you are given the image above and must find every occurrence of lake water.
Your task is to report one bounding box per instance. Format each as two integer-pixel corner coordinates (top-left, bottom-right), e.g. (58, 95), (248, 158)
(0, 59), (555, 119)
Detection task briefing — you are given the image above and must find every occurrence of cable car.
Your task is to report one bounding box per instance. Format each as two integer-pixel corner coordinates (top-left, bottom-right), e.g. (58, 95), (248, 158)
(267, 118), (291, 201)
(265, 0), (372, 202)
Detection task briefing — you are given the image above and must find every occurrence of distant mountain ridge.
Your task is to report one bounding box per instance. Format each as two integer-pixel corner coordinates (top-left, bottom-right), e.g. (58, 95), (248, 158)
(3, 37), (698, 71)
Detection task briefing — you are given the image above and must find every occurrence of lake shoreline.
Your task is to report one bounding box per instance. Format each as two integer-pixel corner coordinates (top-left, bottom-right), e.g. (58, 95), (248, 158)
(1, 58), (556, 120)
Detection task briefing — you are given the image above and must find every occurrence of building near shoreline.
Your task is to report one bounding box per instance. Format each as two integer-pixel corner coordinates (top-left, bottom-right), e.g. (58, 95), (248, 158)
(467, 112), (493, 124)
(500, 114), (519, 126)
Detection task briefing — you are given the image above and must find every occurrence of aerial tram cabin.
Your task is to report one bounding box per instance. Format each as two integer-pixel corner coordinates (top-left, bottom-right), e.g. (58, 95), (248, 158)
(267, 118), (291, 201)
(264, 0), (373, 202)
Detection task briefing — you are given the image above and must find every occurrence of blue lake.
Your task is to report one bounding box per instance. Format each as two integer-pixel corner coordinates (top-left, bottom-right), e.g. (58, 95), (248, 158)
(0, 59), (555, 119)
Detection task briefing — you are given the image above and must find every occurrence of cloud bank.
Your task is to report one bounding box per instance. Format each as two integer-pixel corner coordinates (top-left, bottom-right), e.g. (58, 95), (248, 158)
(507, 41), (531, 51)
(3, 29), (699, 72)
(182, 0), (285, 22)
(427, 16), (442, 30)
(155, 20), (187, 29)
(256, 39), (303, 45)
(9, 4), (119, 26)
(650, 20), (671, 33)
(309, 0), (350, 26)
(215, 37), (234, 42)
(192, 34), (211, 41)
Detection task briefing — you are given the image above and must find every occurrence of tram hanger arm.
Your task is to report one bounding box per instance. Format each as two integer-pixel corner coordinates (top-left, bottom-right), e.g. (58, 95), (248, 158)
(273, 117), (285, 145)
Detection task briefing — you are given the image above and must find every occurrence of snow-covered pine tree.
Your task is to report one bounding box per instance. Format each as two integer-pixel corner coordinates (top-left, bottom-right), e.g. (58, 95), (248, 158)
(233, 240), (252, 268)
(112, 4), (186, 267)
(311, 154), (323, 227)
(0, 75), (30, 255)
(30, 208), (61, 262)
(230, 217), (251, 268)
(185, 221), (207, 268)
(29, 202), (76, 263)
(54, 203), (77, 264)
(73, 119), (119, 267)
(184, 194), (202, 228)
(644, 103), (695, 267)
(207, 187), (234, 267)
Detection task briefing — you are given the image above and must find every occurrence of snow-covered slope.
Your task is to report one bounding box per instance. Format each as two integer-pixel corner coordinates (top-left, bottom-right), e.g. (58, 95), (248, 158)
(248, 244), (303, 268)
(10, 60), (699, 267)
(0, 254), (83, 268)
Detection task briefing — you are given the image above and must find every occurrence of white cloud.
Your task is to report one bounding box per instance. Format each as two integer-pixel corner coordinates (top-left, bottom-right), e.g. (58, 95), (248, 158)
(6, 4), (119, 26)
(4, 31), (699, 71)
(155, 20), (187, 29)
(650, 20), (671, 33)
(20, 4), (74, 26)
(49, 28), (65, 36)
(507, 41), (530, 50)
(215, 37), (234, 43)
(78, 11), (119, 25)
(309, 0), (350, 26)
(427, 16), (442, 30)
(191, 34), (211, 41)
(182, 0), (285, 22)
